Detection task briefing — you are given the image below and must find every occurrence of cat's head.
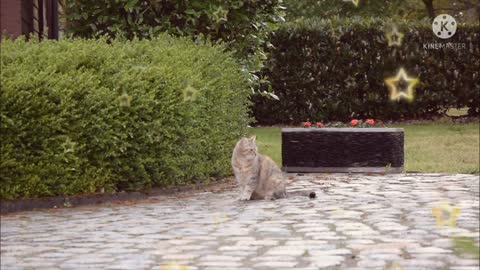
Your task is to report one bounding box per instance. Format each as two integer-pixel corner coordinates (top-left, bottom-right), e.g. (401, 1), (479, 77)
(239, 135), (258, 157)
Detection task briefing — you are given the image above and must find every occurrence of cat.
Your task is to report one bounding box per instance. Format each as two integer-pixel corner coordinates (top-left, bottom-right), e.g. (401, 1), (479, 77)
(231, 135), (316, 200)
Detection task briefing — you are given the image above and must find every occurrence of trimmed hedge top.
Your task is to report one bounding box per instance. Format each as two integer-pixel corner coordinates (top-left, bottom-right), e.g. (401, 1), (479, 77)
(1, 35), (251, 199)
(253, 18), (480, 125)
(65, 0), (286, 80)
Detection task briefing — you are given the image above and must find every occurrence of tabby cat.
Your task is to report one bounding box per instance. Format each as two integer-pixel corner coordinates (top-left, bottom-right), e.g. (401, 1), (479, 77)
(231, 136), (315, 200)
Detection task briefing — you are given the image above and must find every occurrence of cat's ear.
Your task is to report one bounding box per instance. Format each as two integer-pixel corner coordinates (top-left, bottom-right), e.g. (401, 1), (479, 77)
(249, 135), (257, 142)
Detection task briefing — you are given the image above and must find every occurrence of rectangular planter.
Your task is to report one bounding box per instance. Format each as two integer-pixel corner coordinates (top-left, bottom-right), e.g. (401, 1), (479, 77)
(282, 128), (404, 173)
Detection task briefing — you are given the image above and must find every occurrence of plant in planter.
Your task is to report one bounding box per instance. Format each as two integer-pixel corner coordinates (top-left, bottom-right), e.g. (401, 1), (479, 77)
(304, 119), (384, 128)
(303, 121), (312, 127)
(283, 119), (404, 173)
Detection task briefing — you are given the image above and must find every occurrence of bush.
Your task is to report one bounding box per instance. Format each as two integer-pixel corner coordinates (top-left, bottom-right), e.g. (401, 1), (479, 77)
(0, 35), (251, 199)
(65, 0), (285, 76)
(282, 0), (415, 21)
(253, 18), (480, 125)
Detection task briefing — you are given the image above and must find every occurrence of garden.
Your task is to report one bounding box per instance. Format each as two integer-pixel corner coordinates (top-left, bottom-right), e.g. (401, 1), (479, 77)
(1, 0), (479, 200)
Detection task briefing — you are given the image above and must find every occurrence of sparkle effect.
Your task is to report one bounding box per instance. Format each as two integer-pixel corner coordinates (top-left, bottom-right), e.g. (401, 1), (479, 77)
(432, 201), (461, 227)
(332, 207), (346, 217)
(160, 261), (188, 270)
(118, 92), (133, 107)
(213, 213), (228, 228)
(386, 27), (404, 47)
(385, 68), (419, 101)
(182, 85), (199, 102)
(343, 0), (360, 7)
(61, 138), (76, 154)
(385, 261), (405, 270)
(212, 6), (229, 23)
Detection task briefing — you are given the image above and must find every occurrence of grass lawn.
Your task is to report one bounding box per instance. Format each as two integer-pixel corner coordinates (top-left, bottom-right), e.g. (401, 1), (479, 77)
(248, 121), (480, 174)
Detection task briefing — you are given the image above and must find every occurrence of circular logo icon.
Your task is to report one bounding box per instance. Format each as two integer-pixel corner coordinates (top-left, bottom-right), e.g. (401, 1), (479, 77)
(432, 14), (457, 39)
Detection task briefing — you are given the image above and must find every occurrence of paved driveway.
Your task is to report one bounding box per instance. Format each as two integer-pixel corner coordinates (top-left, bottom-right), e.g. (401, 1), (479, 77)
(1, 173), (479, 270)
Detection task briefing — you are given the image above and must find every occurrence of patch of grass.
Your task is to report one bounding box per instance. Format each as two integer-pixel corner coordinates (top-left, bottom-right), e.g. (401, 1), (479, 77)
(249, 127), (283, 167)
(452, 237), (480, 259)
(248, 121), (479, 174)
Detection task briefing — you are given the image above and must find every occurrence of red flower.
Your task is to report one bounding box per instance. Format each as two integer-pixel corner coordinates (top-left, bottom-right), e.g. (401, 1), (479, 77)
(303, 122), (312, 127)
(350, 119), (359, 126)
(316, 122), (324, 128)
(365, 119), (375, 125)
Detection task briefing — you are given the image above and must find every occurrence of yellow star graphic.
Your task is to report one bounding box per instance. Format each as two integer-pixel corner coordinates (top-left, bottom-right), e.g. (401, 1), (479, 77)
(385, 68), (419, 102)
(386, 27), (404, 47)
(160, 261), (188, 270)
(213, 213), (228, 228)
(61, 137), (76, 154)
(344, 0), (360, 7)
(182, 85), (199, 102)
(213, 6), (229, 23)
(118, 91), (133, 107)
(332, 207), (346, 217)
(432, 201), (461, 227)
(385, 262), (405, 270)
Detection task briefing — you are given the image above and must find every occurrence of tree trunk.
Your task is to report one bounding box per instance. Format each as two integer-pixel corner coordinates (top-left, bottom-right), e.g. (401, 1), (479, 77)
(422, 0), (436, 20)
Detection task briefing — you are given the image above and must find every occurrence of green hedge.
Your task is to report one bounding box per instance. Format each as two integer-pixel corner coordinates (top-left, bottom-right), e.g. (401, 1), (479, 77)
(283, 0), (414, 21)
(0, 36), (251, 199)
(253, 19), (480, 125)
(65, 0), (285, 79)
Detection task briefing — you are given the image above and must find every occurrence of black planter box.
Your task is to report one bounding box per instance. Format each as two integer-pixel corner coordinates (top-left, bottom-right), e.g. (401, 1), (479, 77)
(282, 128), (404, 173)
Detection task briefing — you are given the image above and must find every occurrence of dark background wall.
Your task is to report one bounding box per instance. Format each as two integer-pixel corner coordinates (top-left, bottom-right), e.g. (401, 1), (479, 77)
(1, 0), (23, 38)
(1, 0), (58, 39)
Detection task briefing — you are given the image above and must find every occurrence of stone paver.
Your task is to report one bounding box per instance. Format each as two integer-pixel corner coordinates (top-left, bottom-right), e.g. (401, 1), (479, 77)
(1, 173), (479, 270)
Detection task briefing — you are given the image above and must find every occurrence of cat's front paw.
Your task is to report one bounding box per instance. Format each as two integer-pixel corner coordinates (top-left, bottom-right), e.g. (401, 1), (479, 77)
(264, 195), (275, 201)
(239, 194), (251, 201)
(239, 188), (254, 201)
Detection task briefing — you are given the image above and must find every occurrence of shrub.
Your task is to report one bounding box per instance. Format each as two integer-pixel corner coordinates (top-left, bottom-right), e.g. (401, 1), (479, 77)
(65, 0), (286, 79)
(0, 35), (251, 199)
(282, 0), (479, 22)
(282, 0), (416, 21)
(253, 18), (480, 125)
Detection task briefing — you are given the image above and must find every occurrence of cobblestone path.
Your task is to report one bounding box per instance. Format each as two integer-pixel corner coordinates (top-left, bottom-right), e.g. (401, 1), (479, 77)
(1, 173), (479, 270)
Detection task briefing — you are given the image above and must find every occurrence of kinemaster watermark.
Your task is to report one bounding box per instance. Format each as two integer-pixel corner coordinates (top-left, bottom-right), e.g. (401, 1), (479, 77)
(423, 14), (466, 50)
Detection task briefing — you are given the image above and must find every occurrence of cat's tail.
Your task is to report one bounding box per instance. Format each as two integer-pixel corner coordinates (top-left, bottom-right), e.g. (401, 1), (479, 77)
(286, 191), (316, 199)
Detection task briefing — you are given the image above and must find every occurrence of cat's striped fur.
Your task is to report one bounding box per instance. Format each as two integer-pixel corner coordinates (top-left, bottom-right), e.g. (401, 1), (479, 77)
(231, 136), (288, 200)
